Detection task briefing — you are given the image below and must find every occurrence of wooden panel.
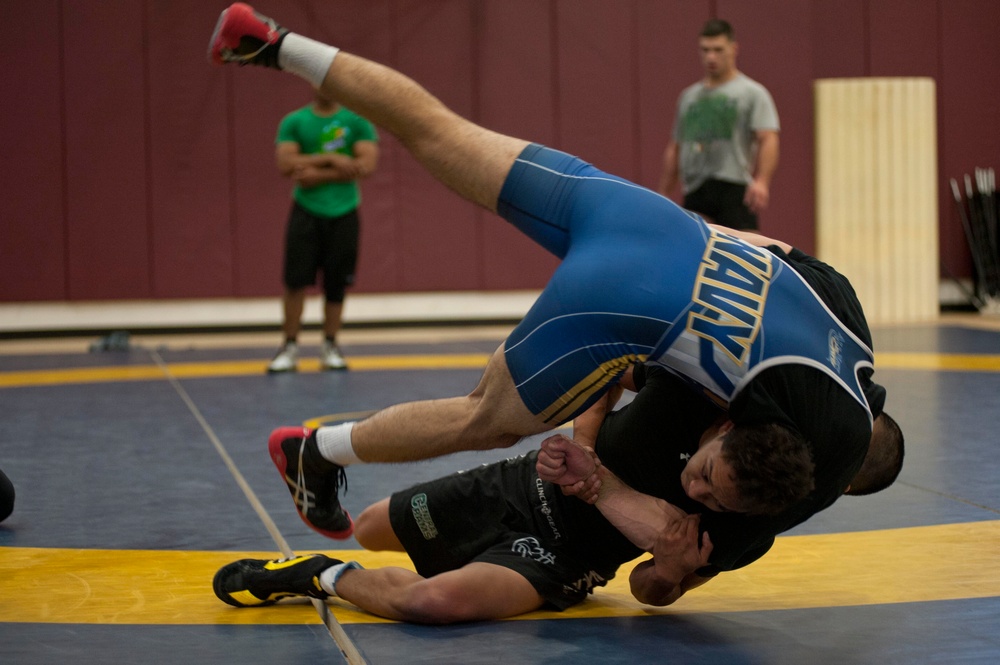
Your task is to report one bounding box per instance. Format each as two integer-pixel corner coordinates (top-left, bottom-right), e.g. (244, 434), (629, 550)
(816, 78), (939, 323)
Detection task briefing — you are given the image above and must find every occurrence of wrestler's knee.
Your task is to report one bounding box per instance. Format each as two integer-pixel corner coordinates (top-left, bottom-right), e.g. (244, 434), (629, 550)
(454, 391), (523, 450)
(462, 381), (541, 450)
(353, 499), (401, 551)
(453, 344), (549, 449)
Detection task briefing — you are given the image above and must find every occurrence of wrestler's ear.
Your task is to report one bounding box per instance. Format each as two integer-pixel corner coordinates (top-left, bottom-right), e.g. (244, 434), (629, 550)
(718, 419), (735, 435)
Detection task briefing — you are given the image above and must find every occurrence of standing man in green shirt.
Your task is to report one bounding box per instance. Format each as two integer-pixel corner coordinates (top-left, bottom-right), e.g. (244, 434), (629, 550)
(268, 87), (379, 372)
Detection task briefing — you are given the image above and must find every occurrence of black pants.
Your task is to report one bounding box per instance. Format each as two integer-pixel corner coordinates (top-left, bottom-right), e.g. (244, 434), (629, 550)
(683, 179), (758, 230)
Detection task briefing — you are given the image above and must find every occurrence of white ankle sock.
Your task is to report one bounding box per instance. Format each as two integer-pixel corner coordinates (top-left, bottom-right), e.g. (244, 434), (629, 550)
(319, 560), (363, 596)
(316, 422), (363, 466)
(278, 33), (339, 87)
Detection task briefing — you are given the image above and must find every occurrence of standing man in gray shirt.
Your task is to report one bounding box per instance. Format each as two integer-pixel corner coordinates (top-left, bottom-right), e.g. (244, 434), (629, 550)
(657, 19), (780, 230)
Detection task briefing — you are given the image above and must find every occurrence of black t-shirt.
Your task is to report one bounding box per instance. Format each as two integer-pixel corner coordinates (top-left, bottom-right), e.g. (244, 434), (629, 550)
(729, 247), (886, 534)
(589, 364), (774, 575)
(584, 248), (887, 575)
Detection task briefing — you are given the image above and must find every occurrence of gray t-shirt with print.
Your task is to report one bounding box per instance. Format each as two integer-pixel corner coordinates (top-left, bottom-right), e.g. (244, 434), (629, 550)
(673, 73), (779, 193)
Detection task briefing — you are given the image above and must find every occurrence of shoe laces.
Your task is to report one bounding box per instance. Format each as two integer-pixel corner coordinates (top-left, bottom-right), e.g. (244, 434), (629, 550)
(227, 40), (270, 66)
(293, 436), (347, 516)
(228, 13), (283, 67)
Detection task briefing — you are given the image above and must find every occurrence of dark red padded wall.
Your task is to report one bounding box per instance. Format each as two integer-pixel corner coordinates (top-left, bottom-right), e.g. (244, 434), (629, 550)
(3, 0), (999, 304)
(938, 0), (1000, 277)
(63, 1), (151, 299)
(635, 1), (711, 191)
(330, 0), (401, 293)
(389, 0), (480, 292)
(811, 0), (867, 79)
(146, 0), (235, 297)
(0, 1), (66, 300)
(869, 1), (940, 77)
(476, 0), (560, 290)
(555, 1), (638, 180)
(718, 0), (815, 252)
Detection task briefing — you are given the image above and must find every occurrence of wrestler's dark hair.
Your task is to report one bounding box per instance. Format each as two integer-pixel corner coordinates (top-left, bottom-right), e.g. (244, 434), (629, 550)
(844, 411), (904, 496)
(720, 423), (815, 515)
(701, 19), (735, 41)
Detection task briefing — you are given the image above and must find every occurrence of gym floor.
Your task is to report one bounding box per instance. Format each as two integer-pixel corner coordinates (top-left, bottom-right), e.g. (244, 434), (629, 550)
(1, 316), (998, 664)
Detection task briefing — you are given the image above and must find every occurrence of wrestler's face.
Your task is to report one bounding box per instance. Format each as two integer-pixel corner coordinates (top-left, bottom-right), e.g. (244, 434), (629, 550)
(699, 35), (738, 82)
(680, 434), (747, 513)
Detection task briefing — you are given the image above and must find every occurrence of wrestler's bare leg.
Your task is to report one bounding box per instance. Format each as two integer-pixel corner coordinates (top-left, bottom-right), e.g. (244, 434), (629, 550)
(319, 52), (528, 213)
(212, 6), (544, 462)
(280, 33), (546, 457)
(352, 345), (550, 462)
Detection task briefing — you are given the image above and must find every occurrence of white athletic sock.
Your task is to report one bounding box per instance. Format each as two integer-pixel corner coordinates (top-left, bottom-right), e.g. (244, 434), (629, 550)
(319, 561), (363, 596)
(316, 421), (363, 466)
(278, 33), (339, 87)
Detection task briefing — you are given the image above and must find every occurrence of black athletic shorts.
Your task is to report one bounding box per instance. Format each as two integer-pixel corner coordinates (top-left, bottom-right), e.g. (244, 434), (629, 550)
(388, 452), (625, 610)
(283, 201), (360, 302)
(683, 178), (758, 230)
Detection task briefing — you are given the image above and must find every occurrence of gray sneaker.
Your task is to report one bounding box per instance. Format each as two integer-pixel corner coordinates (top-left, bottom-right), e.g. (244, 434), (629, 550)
(267, 342), (298, 373)
(321, 340), (348, 371)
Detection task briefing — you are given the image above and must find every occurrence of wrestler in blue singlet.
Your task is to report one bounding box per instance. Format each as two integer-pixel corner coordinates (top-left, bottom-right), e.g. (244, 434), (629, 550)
(498, 144), (874, 428)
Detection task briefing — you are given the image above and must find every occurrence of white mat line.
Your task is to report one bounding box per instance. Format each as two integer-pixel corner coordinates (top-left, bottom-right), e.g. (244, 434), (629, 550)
(149, 349), (368, 665)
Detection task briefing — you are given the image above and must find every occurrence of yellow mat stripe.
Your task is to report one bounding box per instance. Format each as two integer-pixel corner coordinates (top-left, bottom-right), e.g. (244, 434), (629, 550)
(0, 354), (493, 388)
(875, 352), (1000, 372)
(1, 520), (997, 625)
(2, 351), (1000, 390)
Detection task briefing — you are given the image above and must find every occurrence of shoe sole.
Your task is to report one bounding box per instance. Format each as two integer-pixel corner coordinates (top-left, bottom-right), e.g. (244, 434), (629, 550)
(213, 560), (272, 607)
(268, 427), (354, 540)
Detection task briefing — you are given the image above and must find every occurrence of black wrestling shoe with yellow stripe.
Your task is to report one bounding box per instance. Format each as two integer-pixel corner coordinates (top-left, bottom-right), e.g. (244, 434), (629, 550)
(213, 554), (337, 607)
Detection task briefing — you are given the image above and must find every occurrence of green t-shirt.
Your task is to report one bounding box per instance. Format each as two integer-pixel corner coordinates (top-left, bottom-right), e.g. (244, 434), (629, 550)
(276, 105), (378, 218)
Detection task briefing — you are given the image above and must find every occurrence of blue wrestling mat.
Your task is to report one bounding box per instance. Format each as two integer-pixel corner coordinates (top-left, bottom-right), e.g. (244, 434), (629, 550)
(1, 322), (998, 664)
